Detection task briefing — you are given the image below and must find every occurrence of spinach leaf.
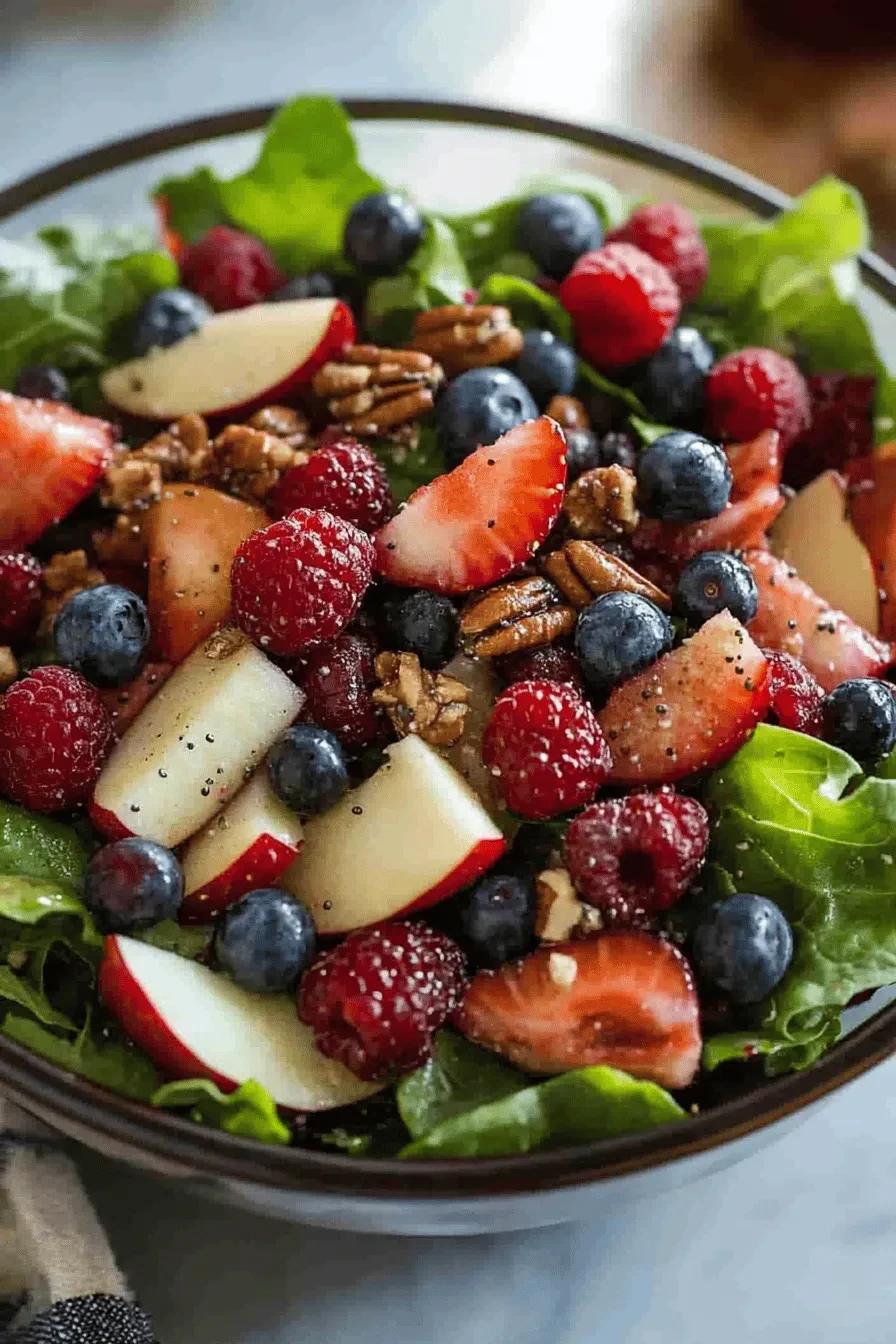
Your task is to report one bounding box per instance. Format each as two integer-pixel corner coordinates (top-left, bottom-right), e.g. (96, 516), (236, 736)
(2, 1012), (161, 1101)
(365, 217), (470, 344)
(135, 920), (212, 960)
(397, 1030), (525, 1139)
(630, 414), (674, 444)
(476, 273), (572, 341)
(152, 1077), (290, 1145)
(371, 421), (445, 502)
(0, 802), (89, 889)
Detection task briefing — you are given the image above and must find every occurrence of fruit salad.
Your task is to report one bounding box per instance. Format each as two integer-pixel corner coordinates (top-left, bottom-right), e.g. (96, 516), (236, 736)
(1, 96), (896, 1159)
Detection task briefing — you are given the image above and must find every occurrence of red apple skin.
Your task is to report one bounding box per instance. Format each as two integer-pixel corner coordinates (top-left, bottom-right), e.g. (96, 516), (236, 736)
(180, 833), (303, 923)
(398, 836), (508, 919)
(88, 798), (135, 841)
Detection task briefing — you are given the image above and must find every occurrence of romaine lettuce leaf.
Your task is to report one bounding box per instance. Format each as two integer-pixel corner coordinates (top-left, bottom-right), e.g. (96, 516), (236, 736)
(152, 1077), (290, 1145)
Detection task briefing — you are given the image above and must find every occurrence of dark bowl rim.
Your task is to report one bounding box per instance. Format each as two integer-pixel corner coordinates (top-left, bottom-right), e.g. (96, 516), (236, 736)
(1, 97), (895, 1202)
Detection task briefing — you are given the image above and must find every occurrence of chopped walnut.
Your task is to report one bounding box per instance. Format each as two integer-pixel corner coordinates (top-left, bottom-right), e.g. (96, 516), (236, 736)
(247, 405), (311, 450)
(204, 625), (249, 661)
(39, 550), (106, 636)
(535, 868), (603, 943)
(92, 513), (148, 570)
(562, 464), (640, 539)
(0, 648), (18, 690)
(373, 652), (470, 747)
(139, 414), (213, 482)
(99, 453), (162, 512)
(211, 424), (310, 504)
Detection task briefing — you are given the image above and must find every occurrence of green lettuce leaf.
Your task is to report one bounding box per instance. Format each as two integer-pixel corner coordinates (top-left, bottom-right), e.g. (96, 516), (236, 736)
(365, 216), (470, 344)
(135, 920), (212, 960)
(371, 421), (445, 502)
(0, 801), (89, 889)
(476, 273), (572, 342)
(152, 1077), (290, 1145)
(2, 1012), (161, 1101)
(630, 414), (674, 444)
(397, 1030), (525, 1139)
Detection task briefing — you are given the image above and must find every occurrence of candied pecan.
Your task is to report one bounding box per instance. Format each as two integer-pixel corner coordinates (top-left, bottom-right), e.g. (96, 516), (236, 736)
(459, 576), (576, 657)
(211, 424), (310, 504)
(373, 651), (469, 747)
(409, 304), (523, 377)
(99, 453), (162, 512)
(247, 405), (311, 449)
(562, 464), (639, 539)
(312, 346), (443, 436)
(546, 395), (590, 430)
(139, 414), (212, 482)
(0, 647), (18, 690)
(543, 539), (671, 611)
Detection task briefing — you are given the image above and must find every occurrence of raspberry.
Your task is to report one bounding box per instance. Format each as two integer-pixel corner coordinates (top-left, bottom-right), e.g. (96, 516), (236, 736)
(607, 203), (709, 305)
(0, 666), (113, 812)
(291, 632), (386, 749)
(784, 374), (876, 490)
(564, 790), (709, 924)
(482, 680), (612, 820)
(180, 225), (285, 311)
(494, 642), (584, 692)
(764, 649), (824, 736)
(298, 922), (467, 1080)
(0, 551), (42, 646)
(558, 242), (680, 370)
(273, 436), (394, 534)
(705, 348), (811, 451)
(231, 508), (374, 658)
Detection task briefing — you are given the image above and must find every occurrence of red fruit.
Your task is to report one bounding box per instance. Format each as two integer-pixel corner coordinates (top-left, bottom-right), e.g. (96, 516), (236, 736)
(481, 680), (611, 820)
(0, 551), (42, 646)
(606, 202), (708, 305)
(292, 632), (386, 749)
(0, 393), (115, 550)
(231, 508), (374, 657)
(299, 922), (467, 1081)
(564, 791), (709, 924)
(153, 194), (185, 263)
(0, 666), (113, 812)
(455, 931), (701, 1089)
(494, 642), (584, 691)
(273, 437), (394, 534)
(599, 611), (770, 785)
(847, 446), (896, 639)
(98, 662), (172, 739)
(764, 649), (824, 736)
(785, 374), (876, 490)
(179, 225), (285, 312)
(745, 549), (892, 692)
(374, 417), (567, 595)
(558, 242), (680, 370)
(705, 348), (811, 451)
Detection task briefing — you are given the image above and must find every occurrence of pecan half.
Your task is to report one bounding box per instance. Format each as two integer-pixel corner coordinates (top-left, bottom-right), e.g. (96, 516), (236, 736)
(409, 305), (523, 377)
(545, 395), (590, 430)
(544, 539), (671, 610)
(373, 652), (469, 747)
(562, 464), (639, 539)
(460, 576), (576, 657)
(312, 346), (443, 435)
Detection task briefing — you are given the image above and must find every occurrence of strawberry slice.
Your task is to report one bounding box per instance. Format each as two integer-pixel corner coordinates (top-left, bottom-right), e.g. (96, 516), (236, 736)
(0, 393), (115, 550)
(374, 417), (567, 594)
(599, 611), (769, 785)
(848, 444), (896, 639)
(456, 931), (701, 1089)
(745, 549), (893, 692)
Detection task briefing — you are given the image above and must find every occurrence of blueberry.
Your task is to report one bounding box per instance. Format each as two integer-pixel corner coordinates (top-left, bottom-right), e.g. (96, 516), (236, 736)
(269, 272), (334, 302)
(131, 288), (212, 357)
(213, 888), (317, 993)
(456, 872), (537, 968)
(637, 430), (732, 522)
(383, 589), (458, 669)
(508, 329), (577, 408)
(53, 584), (149, 688)
(822, 678), (896, 767)
(673, 551), (758, 627)
(84, 838), (183, 932)
(516, 193), (603, 281)
(566, 429), (637, 481)
(692, 893), (793, 1005)
(14, 364), (70, 403)
(630, 327), (714, 426)
(343, 192), (424, 276)
(575, 592), (673, 698)
(268, 724), (349, 816)
(436, 367), (538, 468)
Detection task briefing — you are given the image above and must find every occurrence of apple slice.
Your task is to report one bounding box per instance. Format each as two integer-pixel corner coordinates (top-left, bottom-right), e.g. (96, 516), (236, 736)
(180, 768), (304, 922)
(100, 297), (355, 420)
(100, 936), (378, 1112)
(282, 735), (506, 935)
(771, 470), (880, 633)
(90, 627), (304, 847)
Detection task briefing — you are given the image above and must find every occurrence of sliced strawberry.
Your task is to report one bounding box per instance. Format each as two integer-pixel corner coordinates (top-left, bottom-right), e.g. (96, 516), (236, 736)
(374, 417), (567, 594)
(848, 445), (896, 639)
(726, 428), (783, 498)
(146, 484), (268, 663)
(456, 931), (701, 1089)
(0, 393), (115, 550)
(745, 549), (893, 692)
(599, 611), (769, 785)
(98, 662), (172, 739)
(154, 194), (186, 264)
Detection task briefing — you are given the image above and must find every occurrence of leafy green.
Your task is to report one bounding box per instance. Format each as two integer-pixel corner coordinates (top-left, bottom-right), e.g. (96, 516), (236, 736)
(371, 421), (445, 502)
(397, 1031), (525, 1139)
(365, 216), (470, 344)
(476, 273), (572, 341)
(630, 414), (674, 445)
(135, 920), (212, 960)
(0, 801), (89, 889)
(2, 1012), (161, 1101)
(578, 359), (646, 417)
(152, 1078), (290, 1145)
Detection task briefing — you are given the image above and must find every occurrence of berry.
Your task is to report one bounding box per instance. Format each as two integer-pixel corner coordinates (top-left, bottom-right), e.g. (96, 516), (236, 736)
(693, 893), (793, 1005)
(495, 642), (583, 691)
(630, 326), (714, 426)
(375, 417), (566, 596)
(596, 430), (638, 471)
(673, 551), (758, 628)
(455, 872), (537, 968)
(607, 203), (708, 304)
(272, 437), (393, 534)
(785, 373), (875, 489)
(292, 633), (385, 749)
(299, 921), (467, 1080)
(83, 838), (183, 932)
(213, 887), (317, 992)
(53, 584), (150, 688)
(705, 348), (811, 451)
(637, 429), (732, 522)
(0, 666), (112, 812)
(381, 589), (459, 669)
(268, 723), (349, 816)
(508, 329), (577, 408)
(179, 225), (285, 311)
(231, 509), (374, 657)
(13, 364), (70, 403)
(822, 677), (896, 766)
(564, 791), (709, 924)
(558, 242), (680, 370)
(131, 287), (212, 356)
(516, 193), (603, 281)
(455, 931), (701, 1088)
(564, 429), (602, 480)
(575, 592), (672, 698)
(0, 551), (42, 646)
(269, 272), (334, 302)
(765, 649), (824, 736)
(482, 680), (612, 820)
(0, 393), (114, 551)
(343, 192), (424, 276)
(436, 367), (538, 468)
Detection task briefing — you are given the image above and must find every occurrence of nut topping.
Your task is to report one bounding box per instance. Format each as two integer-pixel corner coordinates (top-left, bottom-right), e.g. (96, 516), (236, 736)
(210, 424), (310, 504)
(545, 395), (590, 430)
(543, 539), (671, 611)
(312, 345), (443, 436)
(0, 647), (18, 690)
(562, 464), (640, 539)
(408, 304), (524, 377)
(247, 404), (311, 449)
(459, 576), (576, 657)
(39, 550), (106, 636)
(535, 868), (603, 942)
(373, 651), (470, 747)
